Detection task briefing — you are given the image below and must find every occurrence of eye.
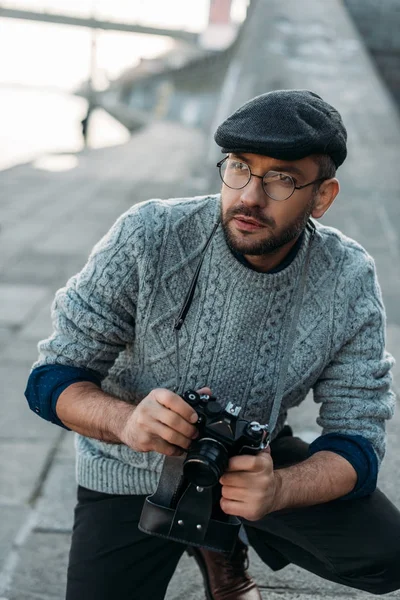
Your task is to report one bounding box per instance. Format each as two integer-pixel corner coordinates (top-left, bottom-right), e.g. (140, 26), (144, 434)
(279, 174), (292, 183)
(278, 174), (295, 186)
(229, 160), (247, 171)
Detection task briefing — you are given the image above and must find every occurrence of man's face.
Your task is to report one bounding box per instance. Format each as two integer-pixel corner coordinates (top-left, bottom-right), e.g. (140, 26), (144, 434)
(220, 152), (320, 256)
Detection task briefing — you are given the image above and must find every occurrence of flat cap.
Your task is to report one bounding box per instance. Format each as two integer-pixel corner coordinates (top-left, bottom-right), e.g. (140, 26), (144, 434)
(214, 89), (347, 168)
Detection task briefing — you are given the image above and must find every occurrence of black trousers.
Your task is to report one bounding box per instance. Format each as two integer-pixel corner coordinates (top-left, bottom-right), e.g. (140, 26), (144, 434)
(66, 431), (400, 599)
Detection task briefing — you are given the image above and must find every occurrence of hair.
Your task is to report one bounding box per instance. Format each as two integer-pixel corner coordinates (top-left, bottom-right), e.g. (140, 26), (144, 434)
(311, 154), (337, 193)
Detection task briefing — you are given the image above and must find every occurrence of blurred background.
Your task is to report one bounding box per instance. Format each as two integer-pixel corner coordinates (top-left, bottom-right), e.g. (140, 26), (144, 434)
(0, 0), (249, 171)
(1, 1), (400, 599)
(2, 0), (400, 170)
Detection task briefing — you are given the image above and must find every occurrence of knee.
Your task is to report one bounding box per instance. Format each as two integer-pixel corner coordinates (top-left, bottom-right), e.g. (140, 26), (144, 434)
(337, 554), (400, 595)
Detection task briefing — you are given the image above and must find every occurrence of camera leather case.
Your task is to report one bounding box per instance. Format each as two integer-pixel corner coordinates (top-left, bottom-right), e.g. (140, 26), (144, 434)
(139, 455), (242, 553)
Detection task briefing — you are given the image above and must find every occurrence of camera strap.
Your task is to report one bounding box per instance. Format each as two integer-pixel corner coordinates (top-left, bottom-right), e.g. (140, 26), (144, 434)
(267, 220), (316, 434)
(173, 220), (220, 393)
(139, 455), (242, 553)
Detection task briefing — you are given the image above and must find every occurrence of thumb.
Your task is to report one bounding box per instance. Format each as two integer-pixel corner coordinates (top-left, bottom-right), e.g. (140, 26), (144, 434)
(196, 386), (212, 396)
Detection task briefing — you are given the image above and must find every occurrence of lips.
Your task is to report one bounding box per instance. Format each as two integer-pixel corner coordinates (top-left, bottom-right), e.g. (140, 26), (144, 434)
(233, 216), (266, 230)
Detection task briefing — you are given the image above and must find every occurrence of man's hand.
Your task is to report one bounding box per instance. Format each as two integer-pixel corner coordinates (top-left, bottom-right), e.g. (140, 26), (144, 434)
(219, 449), (277, 521)
(119, 387), (211, 457)
(220, 449), (359, 518)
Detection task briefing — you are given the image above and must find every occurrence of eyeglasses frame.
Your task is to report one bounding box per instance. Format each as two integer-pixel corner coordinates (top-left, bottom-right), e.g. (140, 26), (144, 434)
(216, 156), (327, 201)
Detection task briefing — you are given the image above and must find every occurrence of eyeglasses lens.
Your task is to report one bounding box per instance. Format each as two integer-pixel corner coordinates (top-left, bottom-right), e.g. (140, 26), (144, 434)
(219, 159), (250, 189)
(219, 159), (295, 201)
(262, 172), (295, 201)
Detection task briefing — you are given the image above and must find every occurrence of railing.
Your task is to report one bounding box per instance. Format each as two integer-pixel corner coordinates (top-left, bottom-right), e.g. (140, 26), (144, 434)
(0, 6), (199, 43)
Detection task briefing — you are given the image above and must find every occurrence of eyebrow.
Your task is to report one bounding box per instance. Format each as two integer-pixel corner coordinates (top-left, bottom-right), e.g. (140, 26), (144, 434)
(230, 153), (306, 179)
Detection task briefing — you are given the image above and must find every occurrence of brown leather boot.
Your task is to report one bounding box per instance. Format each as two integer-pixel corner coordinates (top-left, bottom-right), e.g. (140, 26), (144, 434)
(187, 539), (261, 600)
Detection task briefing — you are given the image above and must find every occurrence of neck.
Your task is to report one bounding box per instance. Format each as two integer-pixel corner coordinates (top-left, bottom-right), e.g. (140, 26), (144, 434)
(244, 235), (301, 273)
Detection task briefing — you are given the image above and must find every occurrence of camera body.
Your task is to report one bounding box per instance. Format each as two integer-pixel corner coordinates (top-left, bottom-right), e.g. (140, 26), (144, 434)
(182, 390), (268, 488)
(138, 390), (268, 552)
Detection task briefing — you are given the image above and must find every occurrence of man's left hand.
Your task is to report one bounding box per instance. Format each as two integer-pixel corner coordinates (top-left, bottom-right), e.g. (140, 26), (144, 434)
(219, 449), (277, 521)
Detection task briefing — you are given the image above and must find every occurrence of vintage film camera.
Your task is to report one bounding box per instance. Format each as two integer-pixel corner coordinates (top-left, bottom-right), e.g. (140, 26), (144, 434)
(139, 390), (268, 553)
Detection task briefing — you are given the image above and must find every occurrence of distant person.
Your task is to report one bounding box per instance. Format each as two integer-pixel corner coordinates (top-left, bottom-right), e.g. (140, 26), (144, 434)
(80, 101), (94, 145)
(26, 90), (400, 600)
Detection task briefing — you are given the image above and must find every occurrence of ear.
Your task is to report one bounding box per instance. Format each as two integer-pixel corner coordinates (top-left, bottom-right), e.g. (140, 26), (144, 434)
(311, 178), (340, 219)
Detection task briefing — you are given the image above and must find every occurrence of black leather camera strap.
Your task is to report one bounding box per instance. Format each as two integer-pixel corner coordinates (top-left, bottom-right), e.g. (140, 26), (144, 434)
(139, 455), (241, 553)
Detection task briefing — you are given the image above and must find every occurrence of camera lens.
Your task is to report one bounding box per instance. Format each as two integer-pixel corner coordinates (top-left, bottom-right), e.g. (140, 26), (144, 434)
(183, 438), (229, 487)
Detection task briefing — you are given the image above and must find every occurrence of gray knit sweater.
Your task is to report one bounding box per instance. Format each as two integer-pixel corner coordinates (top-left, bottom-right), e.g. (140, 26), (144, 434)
(36, 194), (395, 495)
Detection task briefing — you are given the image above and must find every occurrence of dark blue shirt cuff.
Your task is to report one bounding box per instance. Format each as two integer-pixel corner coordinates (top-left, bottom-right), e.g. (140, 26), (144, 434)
(25, 364), (102, 431)
(308, 433), (378, 500)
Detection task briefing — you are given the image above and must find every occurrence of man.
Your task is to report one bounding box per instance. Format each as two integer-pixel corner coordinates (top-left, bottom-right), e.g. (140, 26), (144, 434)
(25, 90), (400, 600)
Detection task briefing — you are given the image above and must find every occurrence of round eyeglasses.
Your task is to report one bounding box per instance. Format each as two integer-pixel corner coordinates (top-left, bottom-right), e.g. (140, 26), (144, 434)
(216, 157), (326, 201)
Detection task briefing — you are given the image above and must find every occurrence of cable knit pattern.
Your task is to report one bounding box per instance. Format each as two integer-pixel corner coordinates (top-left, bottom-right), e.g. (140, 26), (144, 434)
(34, 194), (395, 495)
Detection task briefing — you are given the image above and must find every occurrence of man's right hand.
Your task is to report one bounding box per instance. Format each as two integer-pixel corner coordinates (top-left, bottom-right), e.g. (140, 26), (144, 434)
(120, 387), (211, 457)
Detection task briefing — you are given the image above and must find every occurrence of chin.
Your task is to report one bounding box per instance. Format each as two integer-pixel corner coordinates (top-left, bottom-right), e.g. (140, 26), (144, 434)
(227, 225), (290, 256)
(228, 233), (270, 256)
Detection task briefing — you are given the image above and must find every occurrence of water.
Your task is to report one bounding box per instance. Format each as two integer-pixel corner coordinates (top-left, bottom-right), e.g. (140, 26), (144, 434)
(0, 1), (247, 171)
(0, 4), (179, 172)
(0, 85), (130, 171)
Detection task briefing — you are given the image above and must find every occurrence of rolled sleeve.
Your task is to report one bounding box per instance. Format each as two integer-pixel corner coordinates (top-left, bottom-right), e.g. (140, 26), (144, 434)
(313, 256), (395, 466)
(25, 364), (102, 429)
(308, 433), (378, 499)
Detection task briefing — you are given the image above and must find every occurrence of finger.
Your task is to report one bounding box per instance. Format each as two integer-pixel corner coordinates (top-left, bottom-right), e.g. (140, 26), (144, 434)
(221, 497), (265, 521)
(196, 386), (212, 396)
(137, 429), (184, 457)
(157, 407), (198, 440)
(220, 497), (245, 517)
(226, 454), (268, 473)
(220, 472), (254, 488)
(221, 485), (247, 502)
(154, 389), (198, 424)
(153, 438), (184, 457)
(152, 420), (194, 450)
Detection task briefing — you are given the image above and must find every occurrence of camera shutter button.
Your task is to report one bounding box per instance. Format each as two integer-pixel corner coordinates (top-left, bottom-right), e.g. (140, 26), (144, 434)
(204, 401), (223, 416)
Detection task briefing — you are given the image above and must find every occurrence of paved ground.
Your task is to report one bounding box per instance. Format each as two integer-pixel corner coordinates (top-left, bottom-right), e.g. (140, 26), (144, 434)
(0, 122), (211, 600)
(1, 1), (400, 598)
(0, 116), (399, 600)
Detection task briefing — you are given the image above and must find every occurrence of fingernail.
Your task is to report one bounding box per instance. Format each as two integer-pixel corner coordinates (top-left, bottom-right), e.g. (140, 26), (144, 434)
(190, 413), (198, 423)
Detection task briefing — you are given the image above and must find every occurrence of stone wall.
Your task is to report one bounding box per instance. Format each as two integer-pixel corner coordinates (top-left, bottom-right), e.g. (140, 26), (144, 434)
(343, 0), (400, 108)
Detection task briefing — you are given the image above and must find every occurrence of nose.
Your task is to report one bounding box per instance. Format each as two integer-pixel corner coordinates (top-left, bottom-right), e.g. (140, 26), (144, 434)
(239, 174), (268, 208)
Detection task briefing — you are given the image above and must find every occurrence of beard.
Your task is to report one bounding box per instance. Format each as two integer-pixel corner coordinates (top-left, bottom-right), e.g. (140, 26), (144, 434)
(220, 198), (314, 256)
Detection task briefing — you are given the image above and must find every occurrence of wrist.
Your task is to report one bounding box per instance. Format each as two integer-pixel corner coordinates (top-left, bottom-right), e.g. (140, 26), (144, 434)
(58, 381), (136, 444)
(110, 401), (136, 444)
(271, 469), (287, 512)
